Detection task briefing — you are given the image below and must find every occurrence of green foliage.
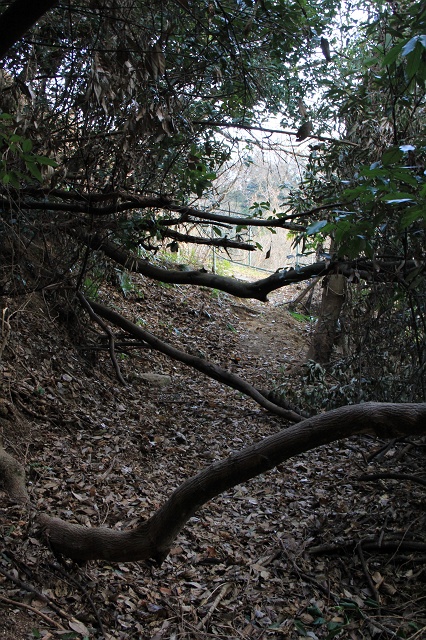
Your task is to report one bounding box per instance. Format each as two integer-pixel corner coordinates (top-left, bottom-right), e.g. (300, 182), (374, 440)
(83, 277), (100, 300)
(0, 113), (57, 187)
(288, 310), (313, 323)
(116, 270), (143, 298)
(277, 281), (425, 411)
(0, 0), (343, 202)
(286, 1), (426, 266)
(0, 0), (349, 297)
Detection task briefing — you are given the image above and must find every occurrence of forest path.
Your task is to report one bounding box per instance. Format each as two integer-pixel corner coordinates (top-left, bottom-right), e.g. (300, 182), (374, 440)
(0, 276), (423, 640)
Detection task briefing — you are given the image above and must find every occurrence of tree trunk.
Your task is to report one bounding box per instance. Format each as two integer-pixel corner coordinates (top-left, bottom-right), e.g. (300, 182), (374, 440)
(307, 273), (346, 363)
(0, 444), (29, 503)
(33, 402), (426, 563)
(0, 0), (59, 59)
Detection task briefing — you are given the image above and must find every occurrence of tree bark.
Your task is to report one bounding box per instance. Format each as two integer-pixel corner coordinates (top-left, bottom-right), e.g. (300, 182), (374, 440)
(71, 232), (420, 302)
(307, 273), (346, 363)
(35, 402), (426, 563)
(77, 232), (330, 301)
(0, 0), (58, 59)
(0, 444), (29, 503)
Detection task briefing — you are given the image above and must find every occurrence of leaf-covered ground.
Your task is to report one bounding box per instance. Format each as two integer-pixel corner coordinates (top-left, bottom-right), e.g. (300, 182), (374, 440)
(0, 276), (425, 640)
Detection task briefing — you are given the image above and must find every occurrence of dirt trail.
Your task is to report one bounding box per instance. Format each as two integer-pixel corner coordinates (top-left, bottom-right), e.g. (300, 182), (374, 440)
(1, 279), (424, 640)
(234, 301), (309, 366)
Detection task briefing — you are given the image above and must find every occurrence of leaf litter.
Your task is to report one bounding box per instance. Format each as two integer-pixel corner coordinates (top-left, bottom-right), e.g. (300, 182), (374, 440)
(0, 277), (425, 639)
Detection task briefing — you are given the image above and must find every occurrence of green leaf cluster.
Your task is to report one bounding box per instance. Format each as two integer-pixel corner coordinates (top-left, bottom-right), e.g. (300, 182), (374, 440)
(0, 113), (57, 187)
(288, 1), (426, 262)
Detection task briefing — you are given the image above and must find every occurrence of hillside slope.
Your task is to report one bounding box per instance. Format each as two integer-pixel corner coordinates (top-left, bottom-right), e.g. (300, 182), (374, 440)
(0, 277), (424, 639)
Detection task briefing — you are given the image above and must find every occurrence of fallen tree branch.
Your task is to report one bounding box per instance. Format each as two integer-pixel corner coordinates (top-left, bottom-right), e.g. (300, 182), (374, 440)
(197, 582), (232, 630)
(279, 541), (340, 603)
(0, 564), (85, 628)
(85, 299), (302, 422)
(0, 443), (29, 503)
(47, 561), (105, 636)
(34, 402), (426, 563)
(0, 595), (66, 631)
(356, 472), (426, 488)
(73, 232), (423, 301)
(357, 541), (381, 609)
(309, 537), (426, 555)
(77, 231), (330, 301)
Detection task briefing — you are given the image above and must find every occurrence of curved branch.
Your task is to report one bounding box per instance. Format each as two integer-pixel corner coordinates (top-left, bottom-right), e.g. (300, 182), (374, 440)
(0, 444), (29, 503)
(76, 231), (329, 301)
(83, 297), (303, 423)
(76, 233), (422, 298)
(18, 189), (350, 224)
(37, 403), (426, 562)
(0, 0), (58, 59)
(3, 193), (304, 230)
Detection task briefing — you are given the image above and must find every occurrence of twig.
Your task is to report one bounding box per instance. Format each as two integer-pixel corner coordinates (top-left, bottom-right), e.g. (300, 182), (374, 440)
(2, 549), (34, 581)
(0, 565), (83, 625)
(0, 594), (66, 630)
(357, 610), (399, 638)
(46, 561), (105, 636)
(367, 439), (399, 461)
(197, 583), (232, 630)
(357, 473), (426, 488)
(99, 455), (117, 481)
(309, 539), (426, 555)
(281, 545), (399, 638)
(192, 120), (359, 146)
(0, 307), (11, 360)
(279, 541), (340, 603)
(10, 389), (47, 420)
(77, 291), (126, 385)
(357, 541), (381, 611)
(407, 624), (426, 639)
(287, 277), (321, 310)
(393, 442), (415, 463)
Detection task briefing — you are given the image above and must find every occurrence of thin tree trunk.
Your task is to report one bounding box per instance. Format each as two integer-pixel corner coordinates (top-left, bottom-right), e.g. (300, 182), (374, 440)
(307, 273), (346, 363)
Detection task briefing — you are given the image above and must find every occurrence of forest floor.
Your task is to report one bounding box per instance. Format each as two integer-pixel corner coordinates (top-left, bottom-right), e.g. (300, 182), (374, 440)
(0, 271), (425, 640)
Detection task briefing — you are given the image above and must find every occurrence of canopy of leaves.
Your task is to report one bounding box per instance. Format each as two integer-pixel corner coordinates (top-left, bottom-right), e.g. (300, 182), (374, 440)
(287, 0), (426, 264)
(0, 0), (336, 196)
(0, 0), (350, 287)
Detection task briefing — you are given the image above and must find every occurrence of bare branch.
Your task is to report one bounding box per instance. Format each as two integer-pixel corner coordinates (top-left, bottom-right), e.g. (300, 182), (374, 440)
(192, 120), (360, 147)
(37, 402), (426, 562)
(86, 299), (303, 422)
(161, 228), (256, 251)
(0, 0), (58, 59)
(2, 193), (304, 230)
(75, 231), (330, 301)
